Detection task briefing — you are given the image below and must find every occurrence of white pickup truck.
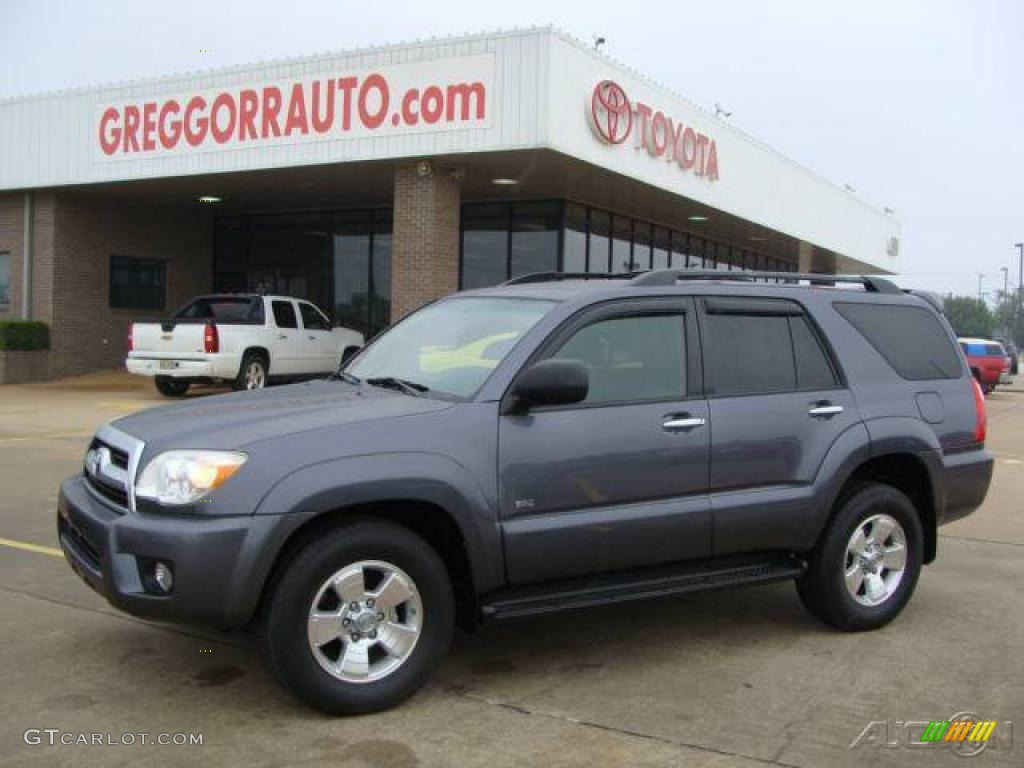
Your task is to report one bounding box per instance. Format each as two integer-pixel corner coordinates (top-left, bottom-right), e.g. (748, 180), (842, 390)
(126, 294), (364, 397)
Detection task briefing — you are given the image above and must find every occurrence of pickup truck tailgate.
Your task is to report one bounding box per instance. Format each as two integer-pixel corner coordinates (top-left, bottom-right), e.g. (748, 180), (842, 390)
(132, 322), (207, 356)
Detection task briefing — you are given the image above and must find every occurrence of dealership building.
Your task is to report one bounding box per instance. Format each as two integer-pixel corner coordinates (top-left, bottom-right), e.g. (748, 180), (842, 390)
(0, 27), (900, 379)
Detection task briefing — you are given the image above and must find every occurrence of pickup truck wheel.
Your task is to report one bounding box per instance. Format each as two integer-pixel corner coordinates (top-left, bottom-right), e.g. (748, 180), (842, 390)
(797, 483), (922, 631)
(154, 376), (189, 397)
(234, 353), (267, 391)
(260, 519), (455, 715)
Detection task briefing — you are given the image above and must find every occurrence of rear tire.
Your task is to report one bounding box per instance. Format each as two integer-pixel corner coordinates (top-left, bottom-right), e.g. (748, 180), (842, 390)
(797, 483), (922, 631)
(260, 519), (455, 715)
(234, 352), (268, 391)
(154, 376), (189, 397)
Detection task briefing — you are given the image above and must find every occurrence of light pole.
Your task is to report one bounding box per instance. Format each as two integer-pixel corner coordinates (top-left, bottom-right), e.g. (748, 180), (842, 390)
(1017, 243), (1023, 310)
(977, 273), (984, 302)
(1002, 266), (1009, 300)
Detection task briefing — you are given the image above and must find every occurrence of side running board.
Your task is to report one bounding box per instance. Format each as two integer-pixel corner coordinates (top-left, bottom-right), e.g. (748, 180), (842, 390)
(480, 554), (804, 622)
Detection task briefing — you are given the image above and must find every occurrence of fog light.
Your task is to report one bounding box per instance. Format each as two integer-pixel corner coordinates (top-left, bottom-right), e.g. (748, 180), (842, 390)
(153, 562), (174, 593)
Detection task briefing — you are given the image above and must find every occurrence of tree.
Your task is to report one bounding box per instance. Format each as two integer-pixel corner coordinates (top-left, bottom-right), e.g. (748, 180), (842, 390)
(943, 296), (994, 338)
(993, 288), (1024, 348)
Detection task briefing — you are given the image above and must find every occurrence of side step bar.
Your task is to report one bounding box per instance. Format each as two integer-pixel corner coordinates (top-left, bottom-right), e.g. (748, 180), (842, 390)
(481, 554), (805, 622)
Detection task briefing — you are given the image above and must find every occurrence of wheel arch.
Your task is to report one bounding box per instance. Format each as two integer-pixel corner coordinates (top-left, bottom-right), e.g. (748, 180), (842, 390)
(255, 500), (479, 631)
(241, 346), (271, 374)
(828, 452), (938, 564)
(242, 452), (505, 631)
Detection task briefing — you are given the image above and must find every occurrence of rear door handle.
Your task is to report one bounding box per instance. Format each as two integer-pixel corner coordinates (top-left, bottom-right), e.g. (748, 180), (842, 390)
(278, 334), (289, 340)
(662, 416), (706, 431)
(808, 404), (844, 417)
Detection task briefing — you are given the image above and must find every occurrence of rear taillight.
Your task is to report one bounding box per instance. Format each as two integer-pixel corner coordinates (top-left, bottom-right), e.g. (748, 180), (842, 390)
(127, 323), (134, 352)
(970, 377), (987, 444)
(204, 322), (219, 354)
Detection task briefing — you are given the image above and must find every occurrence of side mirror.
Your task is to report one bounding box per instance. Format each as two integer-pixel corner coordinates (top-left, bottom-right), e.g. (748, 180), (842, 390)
(506, 359), (588, 412)
(341, 345), (362, 365)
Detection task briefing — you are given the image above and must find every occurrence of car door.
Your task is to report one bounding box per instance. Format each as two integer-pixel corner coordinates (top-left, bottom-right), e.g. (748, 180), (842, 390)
(498, 297), (711, 585)
(298, 301), (339, 373)
(270, 299), (301, 375)
(698, 296), (859, 555)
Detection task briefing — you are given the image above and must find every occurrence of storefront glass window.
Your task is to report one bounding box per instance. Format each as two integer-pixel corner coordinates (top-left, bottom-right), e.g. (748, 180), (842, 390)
(588, 210), (611, 273)
(652, 227), (671, 270)
(0, 252), (10, 307)
(510, 201), (560, 279)
(671, 232), (689, 268)
(630, 221), (651, 272)
(611, 215), (633, 273)
(563, 203), (588, 273)
(333, 211), (372, 337)
(461, 204), (510, 289)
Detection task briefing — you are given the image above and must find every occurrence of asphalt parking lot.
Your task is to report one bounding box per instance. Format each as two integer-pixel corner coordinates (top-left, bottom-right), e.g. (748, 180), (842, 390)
(0, 372), (1022, 767)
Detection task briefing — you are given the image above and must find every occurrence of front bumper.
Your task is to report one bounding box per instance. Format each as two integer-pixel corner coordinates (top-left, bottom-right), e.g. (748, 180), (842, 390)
(937, 448), (994, 526)
(57, 475), (283, 628)
(999, 373), (1014, 385)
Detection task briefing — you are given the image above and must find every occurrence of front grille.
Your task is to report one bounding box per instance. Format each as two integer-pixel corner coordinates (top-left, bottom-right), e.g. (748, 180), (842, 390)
(85, 473), (129, 509)
(58, 516), (102, 572)
(89, 438), (129, 470)
(83, 428), (143, 513)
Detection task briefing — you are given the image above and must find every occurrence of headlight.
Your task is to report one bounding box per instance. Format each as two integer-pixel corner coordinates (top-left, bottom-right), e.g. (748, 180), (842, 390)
(135, 450), (247, 506)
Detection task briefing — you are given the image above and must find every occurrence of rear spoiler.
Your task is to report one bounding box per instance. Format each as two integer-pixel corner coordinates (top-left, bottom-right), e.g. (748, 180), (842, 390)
(904, 289), (944, 313)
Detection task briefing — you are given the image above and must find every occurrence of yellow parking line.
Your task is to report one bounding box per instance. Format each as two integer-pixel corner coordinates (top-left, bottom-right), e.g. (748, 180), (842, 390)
(0, 537), (63, 558)
(0, 431), (91, 445)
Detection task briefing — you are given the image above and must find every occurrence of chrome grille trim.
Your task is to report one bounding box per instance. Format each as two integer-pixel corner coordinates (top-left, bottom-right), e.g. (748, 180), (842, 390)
(87, 424), (145, 513)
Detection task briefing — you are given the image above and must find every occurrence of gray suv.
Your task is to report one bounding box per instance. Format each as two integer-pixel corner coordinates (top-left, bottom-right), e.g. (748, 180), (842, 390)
(57, 270), (993, 714)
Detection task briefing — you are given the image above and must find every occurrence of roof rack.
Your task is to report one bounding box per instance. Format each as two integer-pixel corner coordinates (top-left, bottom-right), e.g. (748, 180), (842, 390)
(628, 269), (902, 294)
(502, 269), (903, 295)
(502, 271), (641, 286)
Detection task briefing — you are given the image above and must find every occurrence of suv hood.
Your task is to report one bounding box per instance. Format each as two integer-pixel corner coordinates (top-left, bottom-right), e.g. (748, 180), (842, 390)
(112, 380), (453, 450)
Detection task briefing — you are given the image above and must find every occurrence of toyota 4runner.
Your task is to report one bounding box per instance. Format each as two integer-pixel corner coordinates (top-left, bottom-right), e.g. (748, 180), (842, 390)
(58, 269), (993, 714)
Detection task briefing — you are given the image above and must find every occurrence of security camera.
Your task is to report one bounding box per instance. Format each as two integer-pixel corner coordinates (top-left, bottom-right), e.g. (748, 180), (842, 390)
(417, 160), (433, 178)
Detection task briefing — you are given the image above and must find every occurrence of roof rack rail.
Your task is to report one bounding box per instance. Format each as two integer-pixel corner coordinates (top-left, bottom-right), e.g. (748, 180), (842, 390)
(629, 269), (902, 294)
(502, 271), (640, 286)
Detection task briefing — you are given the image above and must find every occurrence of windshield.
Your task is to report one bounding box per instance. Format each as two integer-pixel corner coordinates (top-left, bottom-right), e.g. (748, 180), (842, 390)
(348, 297), (555, 398)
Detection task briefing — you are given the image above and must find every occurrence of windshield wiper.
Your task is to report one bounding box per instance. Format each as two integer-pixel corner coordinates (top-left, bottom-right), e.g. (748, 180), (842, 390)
(365, 376), (429, 396)
(328, 370), (361, 385)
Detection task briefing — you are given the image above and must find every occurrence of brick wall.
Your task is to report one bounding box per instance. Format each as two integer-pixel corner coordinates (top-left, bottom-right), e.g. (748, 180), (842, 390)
(391, 163), (461, 320)
(48, 193), (212, 378)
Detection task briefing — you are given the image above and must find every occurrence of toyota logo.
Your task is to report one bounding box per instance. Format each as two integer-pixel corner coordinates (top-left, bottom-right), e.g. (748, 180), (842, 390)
(591, 80), (632, 144)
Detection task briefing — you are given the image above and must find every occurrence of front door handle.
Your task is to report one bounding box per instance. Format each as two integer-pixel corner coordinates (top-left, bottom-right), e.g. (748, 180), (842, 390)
(662, 416), (706, 431)
(278, 334), (289, 340)
(307, 335), (317, 341)
(809, 404), (844, 418)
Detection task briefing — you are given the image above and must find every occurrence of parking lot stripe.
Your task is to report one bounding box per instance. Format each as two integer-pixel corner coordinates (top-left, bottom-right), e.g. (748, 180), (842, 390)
(0, 536), (63, 558)
(0, 431), (91, 445)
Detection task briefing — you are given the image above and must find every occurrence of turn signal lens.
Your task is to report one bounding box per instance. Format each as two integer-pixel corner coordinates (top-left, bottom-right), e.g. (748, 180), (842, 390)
(127, 323), (134, 352)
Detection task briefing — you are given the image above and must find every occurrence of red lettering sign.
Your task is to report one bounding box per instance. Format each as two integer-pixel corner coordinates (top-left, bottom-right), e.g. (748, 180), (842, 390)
(589, 80), (720, 182)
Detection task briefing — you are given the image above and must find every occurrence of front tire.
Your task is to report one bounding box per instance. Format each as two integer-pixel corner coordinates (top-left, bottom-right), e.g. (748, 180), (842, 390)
(797, 483), (922, 631)
(154, 376), (189, 397)
(260, 519), (455, 715)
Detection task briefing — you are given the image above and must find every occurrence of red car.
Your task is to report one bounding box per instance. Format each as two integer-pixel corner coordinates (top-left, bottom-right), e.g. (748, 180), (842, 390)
(959, 337), (1009, 394)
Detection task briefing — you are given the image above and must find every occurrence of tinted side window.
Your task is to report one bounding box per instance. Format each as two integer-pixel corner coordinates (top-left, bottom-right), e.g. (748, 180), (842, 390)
(551, 314), (686, 404)
(705, 313), (795, 395)
(791, 315), (839, 389)
(272, 300), (298, 329)
(299, 302), (330, 331)
(834, 302), (962, 380)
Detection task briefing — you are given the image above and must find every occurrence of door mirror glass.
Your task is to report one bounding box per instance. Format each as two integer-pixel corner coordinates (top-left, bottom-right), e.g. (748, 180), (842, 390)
(508, 359), (588, 411)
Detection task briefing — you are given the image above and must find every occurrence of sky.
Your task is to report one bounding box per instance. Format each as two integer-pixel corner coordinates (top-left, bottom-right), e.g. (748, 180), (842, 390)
(1, 0), (1022, 300)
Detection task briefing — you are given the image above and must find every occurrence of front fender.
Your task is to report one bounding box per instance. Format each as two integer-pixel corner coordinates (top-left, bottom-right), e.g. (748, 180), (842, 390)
(250, 452), (504, 598)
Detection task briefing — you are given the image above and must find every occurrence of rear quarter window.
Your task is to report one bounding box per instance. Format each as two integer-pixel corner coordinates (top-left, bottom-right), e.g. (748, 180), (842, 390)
(833, 302), (962, 380)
